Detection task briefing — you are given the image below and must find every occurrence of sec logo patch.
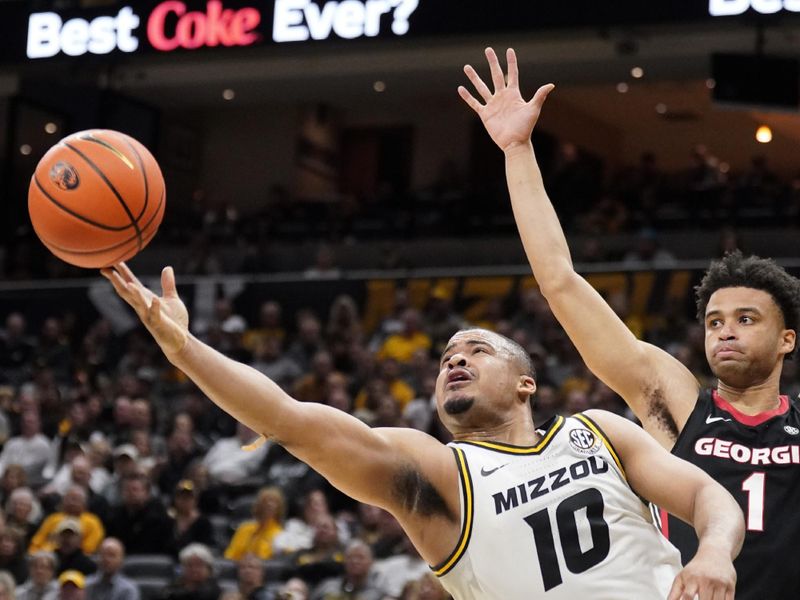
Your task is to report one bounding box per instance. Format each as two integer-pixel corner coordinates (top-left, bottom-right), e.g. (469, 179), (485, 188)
(569, 428), (601, 455)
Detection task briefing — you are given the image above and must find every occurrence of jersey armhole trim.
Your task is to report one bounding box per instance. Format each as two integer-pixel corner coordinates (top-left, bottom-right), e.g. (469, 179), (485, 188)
(431, 447), (474, 577)
(574, 413), (626, 479)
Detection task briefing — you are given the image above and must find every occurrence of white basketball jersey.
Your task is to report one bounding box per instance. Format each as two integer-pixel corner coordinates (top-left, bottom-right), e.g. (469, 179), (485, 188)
(433, 414), (682, 599)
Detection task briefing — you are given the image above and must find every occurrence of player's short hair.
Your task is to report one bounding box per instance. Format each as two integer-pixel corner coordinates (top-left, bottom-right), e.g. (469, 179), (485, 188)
(695, 251), (800, 358)
(455, 328), (536, 379)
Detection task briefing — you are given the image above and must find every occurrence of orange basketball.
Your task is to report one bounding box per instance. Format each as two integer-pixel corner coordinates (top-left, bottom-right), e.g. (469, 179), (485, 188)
(28, 129), (166, 269)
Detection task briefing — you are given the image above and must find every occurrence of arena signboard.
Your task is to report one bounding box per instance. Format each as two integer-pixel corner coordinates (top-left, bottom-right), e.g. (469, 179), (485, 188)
(5, 0), (800, 62)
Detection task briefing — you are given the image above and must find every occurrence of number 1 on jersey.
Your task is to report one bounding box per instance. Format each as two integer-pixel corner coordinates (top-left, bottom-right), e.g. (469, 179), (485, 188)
(741, 472), (765, 532)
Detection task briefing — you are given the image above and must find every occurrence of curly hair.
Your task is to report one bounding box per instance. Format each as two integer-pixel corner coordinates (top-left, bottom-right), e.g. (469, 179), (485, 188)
(695, 251), (800, 357)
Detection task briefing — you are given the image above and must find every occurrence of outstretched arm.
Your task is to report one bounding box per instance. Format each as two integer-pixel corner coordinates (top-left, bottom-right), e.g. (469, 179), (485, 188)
(459, 48), (699, 445)
(588, 409), (742, 600)
(100, 264), (456, 519)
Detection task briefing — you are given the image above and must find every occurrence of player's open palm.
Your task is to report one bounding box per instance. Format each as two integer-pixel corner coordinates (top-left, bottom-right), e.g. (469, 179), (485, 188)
(458, 47), (554, 153)
(668, 551), (736, 600)
(101, 263), (189, 357)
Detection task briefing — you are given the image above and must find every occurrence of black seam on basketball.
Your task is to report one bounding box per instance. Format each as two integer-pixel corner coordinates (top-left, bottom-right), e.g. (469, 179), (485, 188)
(40, 189), (164, 255)
(63, 141), (143, 252)
(86, 132), (150, 223)
(115, 135), (150, 223)
(32, 175), (132, 231)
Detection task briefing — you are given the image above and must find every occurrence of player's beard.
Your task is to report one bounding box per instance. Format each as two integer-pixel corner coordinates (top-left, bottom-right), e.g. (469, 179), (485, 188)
(444, 396), (475, 415)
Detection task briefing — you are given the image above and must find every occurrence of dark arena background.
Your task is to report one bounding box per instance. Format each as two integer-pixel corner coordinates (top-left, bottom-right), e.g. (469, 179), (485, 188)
(0, 1), (798, 598)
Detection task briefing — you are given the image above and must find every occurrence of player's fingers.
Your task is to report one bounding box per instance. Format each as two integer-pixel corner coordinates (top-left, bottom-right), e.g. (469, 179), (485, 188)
(149, 296), (162, 326)
(529, 83), (555, 108)
(506, 48), (519, 89)
(161, 266), (178, 298)
(667, 578), (684, 600)
(103, 268), (136, 304)
(457, 86), (484, 113)
(485, 47), (506, 92)
(114, 261), (138, 284)
(464, 64), (492, 102)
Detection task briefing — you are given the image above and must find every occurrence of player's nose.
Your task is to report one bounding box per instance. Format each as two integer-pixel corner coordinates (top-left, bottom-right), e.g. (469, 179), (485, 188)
(446, 353), (468, 368)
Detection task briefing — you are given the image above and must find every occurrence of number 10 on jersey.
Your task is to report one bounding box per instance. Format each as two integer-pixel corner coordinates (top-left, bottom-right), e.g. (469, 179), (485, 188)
(525, 488), (611, 591)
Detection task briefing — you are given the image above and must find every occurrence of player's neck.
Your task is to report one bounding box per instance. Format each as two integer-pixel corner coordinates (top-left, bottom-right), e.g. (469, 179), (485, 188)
(454, 419), (541, 446)
(716, 377), (783, 415)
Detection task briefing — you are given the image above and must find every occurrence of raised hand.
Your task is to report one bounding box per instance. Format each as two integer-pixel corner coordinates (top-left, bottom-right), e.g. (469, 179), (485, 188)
(100, 263), (190, 357)
(458, 47), (554, 153)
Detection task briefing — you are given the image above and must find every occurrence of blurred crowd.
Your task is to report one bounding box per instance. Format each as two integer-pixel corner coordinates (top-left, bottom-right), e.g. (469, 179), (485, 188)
(2, 276), (798, 599)
(3, 146), (800, 280)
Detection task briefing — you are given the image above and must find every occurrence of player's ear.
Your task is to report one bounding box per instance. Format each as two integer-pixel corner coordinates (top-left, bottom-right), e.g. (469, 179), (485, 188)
(517, 375), (536, 402)
(779, 328), (796, 357)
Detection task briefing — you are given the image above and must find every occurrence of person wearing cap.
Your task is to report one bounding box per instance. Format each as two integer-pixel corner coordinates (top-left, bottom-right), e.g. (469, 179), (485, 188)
(160, 543), (220, 600)
(100, 445), (140, 507)
(59, 570), (86, 600)
(17, 550), (59, 600)
(165, 479), (213, 558)
(51, 518), (97, 577)
(85, 538), (140, 600)
(29, 485), (105, 555)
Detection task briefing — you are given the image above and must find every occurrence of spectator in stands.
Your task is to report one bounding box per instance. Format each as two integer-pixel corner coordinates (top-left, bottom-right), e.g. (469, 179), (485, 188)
(325, 296), (362, 348)
(42, 454), (111, 505)
(202, 422), (270, 486)
(165, 480), (213, 558)
(304, 245), (341, 280)
(156, 426), (201, 496)
(371, 533), (428, 598)
(85, 537), (140, 600)
(423, 286), (465, 355)
(368, 288), (411, 351)
(0, 312), (35, 385)
(293, 351), (338, 404)
(17, 551), (58, 600)
(0, 526), (29, 584)
(250, 338), (302, 392)
(224, 487), (285, 561)
(233, 553), (270, 600)
(273, 490), (335, 556)
(243, 301), (286, 354)
(0, 464), (27, 507)
(0, 571), (13, 600)
(29, 486), (105, 555)
(159, 543), (220, 600)
(101, 446), (140, 507)
(106, 474), (171, 555)
(51, 519), (96, 576)
(33, 317), (72, 384)
(58, 570), (86, 600)
(6, 487), (42, 544)
(622, 228), (677, 267)
(0, 411), (52, 487)
(400, 573), (450, 600)
(286, 313), (324, 372)
(288, 514), (344, 587)
(377, 309), (431, 364)
(277, 578), (309, 600)
(311, 540), (384, 600)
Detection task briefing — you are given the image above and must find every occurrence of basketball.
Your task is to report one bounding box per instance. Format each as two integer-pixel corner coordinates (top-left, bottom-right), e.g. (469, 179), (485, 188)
(27, 129), (166, 269)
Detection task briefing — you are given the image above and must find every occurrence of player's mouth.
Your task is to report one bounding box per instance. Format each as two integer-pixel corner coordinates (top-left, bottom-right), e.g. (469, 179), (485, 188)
(714, 345), (741, 359)
(446, 368), (473, 390)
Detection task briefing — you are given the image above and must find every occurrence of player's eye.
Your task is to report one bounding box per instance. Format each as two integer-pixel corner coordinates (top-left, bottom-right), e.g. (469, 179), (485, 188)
(739, 316), (753, 324)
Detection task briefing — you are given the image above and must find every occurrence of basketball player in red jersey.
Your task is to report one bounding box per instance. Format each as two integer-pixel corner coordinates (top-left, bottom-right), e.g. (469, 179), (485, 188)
(459, 47), (800, 599)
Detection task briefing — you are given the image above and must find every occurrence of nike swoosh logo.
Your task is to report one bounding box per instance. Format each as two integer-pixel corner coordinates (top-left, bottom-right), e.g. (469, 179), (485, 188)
(481, 464), (509, 477)
(706, 415), (732, 424)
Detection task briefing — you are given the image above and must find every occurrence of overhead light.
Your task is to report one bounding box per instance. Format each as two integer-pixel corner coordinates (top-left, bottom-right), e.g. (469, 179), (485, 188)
(44, 122), (58, 134)
(630, 66), (644, 79)
(655, 103), (667, 114)
(19, 144), (32, 155)
(616, 82), (629, 93)
(756, 125), (772, 143)
(705, 78), (716, 89)
(373, 80), (386, 93)
(719, 162), (730, 174)
(222, 89), (235, 101)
